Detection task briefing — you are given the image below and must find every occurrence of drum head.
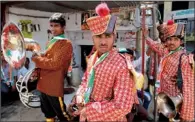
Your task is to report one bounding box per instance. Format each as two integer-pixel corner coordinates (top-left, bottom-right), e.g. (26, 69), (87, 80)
(1, 22), (26, 69)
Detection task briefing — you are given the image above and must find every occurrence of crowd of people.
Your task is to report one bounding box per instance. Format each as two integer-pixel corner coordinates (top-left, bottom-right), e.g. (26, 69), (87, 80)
(1, 50), (30, 105)
(1, 2), (195, 122)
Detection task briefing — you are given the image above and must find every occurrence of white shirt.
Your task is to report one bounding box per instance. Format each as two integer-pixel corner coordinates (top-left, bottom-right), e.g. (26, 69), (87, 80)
(132, 54), (150, 73)
(1, 63), (18, 86)
(17, 66), (28, 78)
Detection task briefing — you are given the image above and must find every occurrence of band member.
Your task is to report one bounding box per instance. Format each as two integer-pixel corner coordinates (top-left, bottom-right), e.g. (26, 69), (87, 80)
(119, 48), (153, 122)
(122, 48), (151, 109)
(189, 50), (195, 71)
(31, 13), (73, 122)
(69, 3), (138, 121)
(147, 23), (169, 84)
(145, 20), (194, 121)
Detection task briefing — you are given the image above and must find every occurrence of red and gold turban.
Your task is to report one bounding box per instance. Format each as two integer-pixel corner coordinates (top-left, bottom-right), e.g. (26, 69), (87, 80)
(158, 20), (184, 41)
(86, 3), (117, 36)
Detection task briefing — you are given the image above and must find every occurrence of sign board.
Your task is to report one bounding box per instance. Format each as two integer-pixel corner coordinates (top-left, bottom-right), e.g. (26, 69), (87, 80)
(176, 20), (188, 24)
(119, 31), (137, 49)
(171, 9), (194, 19)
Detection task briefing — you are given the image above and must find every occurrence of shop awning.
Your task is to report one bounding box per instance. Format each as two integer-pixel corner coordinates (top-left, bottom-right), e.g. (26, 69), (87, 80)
(1, 1), (161, 13)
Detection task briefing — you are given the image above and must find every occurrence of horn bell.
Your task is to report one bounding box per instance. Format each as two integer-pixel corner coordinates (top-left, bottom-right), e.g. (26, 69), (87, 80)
(156, 92), (183, 119)
(1, 22), (41, 69)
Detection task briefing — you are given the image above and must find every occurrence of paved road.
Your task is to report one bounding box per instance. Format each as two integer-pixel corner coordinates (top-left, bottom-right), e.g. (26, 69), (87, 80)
(1, 100), (45, 121)
(1, 87), (153, 122)
(1, 87), (76, 122)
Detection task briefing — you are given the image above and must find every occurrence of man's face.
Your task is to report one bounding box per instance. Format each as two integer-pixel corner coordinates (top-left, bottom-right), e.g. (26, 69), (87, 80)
(25, 59), (29, 69)
(84, 14), (89, 19)
(50, 22), (65, 36)
(125, 53), (134, 62)
(159, 34), (165, 43)
(160, 35), (168, 47)
(93, 33), (115, 55)
(166, 36), (181, 51)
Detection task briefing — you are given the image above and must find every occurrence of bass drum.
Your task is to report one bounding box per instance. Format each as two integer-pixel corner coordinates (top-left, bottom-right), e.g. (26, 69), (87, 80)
(16, 68), (41, 108)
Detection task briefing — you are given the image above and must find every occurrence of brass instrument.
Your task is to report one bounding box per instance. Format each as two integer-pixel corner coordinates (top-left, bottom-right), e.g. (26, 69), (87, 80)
(1, 22), (41, 69)
(1, 22), (41, 108)
(156, 92), (183, 121)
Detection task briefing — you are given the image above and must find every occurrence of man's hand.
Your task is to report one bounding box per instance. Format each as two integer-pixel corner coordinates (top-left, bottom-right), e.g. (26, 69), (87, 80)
(32, 52), (39, 58)
(79, 107), (87, 121)
(143, 28), (149, 39)
(72, 106), (87, 122)
(146, 47), (152, 56)
(71, 95), (84, 105)
(31, 52), (40, 61)
(68, 103), (85, 117)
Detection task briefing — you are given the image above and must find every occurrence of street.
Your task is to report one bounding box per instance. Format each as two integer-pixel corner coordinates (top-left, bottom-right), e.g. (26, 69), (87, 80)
(1, 88), (76, 121)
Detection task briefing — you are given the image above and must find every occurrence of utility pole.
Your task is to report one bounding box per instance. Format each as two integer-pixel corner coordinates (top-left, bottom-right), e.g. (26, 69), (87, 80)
(163, 1), (172, 21)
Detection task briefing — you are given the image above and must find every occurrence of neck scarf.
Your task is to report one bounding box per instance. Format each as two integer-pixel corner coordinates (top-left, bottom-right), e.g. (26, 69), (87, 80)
(84, 51), (109, 104)
(45, 34), (66, 50)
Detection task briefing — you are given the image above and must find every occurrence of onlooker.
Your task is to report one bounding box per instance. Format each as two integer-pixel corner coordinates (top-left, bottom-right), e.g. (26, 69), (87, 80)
(17, 57), (30, 78)
(1, 51), (18, 105)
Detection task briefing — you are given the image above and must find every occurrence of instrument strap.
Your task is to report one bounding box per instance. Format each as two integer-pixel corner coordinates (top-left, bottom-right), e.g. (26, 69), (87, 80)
(177, 53), (185, 93)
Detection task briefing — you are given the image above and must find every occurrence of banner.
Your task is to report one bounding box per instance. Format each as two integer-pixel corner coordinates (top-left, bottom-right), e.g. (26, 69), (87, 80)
(81, 13), (90, 30)
(19, 20), (32, 38)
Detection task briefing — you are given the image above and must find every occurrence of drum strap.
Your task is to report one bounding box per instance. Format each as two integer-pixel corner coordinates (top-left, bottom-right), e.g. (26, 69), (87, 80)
(176, 53), (185, 93)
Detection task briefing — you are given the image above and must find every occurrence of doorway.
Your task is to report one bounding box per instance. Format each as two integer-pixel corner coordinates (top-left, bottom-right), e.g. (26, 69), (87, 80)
(80, 45), (93, 72)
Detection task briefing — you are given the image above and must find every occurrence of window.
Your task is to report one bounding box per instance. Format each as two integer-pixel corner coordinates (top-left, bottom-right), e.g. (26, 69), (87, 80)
(172, 1), (189, 11)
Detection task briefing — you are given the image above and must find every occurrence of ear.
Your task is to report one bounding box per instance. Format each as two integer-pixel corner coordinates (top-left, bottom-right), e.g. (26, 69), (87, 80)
(180, 40), (184, 45)
(112, 33), (116, 39)
(92, 36), (95, 43)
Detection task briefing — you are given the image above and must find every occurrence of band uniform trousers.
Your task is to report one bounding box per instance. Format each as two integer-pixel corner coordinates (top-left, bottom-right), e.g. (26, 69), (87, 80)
(40, 92), (71, 122)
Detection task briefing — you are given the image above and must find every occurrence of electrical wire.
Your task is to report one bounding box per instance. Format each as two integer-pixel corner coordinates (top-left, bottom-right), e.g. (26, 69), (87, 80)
(8, 11), (50, 19)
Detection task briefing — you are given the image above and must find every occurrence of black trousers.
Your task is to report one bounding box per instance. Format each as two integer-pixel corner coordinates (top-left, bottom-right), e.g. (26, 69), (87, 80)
(40, 92), (71, 122)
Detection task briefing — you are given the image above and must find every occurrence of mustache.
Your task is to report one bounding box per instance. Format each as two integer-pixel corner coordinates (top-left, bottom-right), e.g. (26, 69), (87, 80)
(99, 44), (108, 47)
(169, 45), (174, 47)
(168, 44), (175, 46)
